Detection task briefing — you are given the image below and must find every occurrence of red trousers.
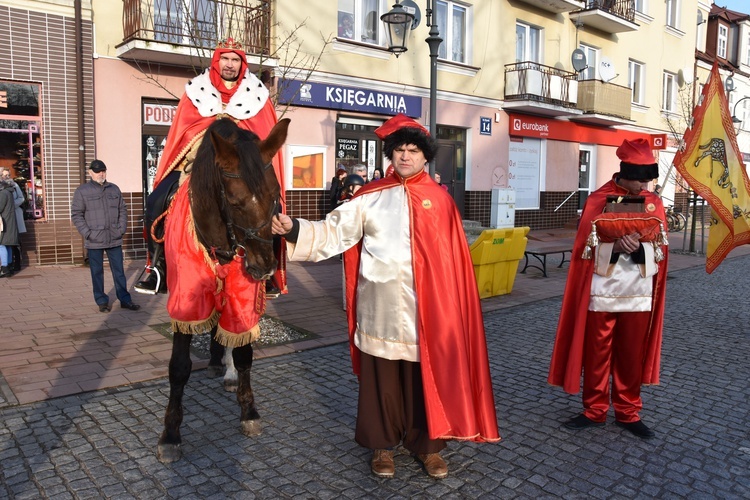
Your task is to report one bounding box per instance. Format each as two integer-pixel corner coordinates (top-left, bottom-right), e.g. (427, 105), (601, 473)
(582, 311), (651, 423)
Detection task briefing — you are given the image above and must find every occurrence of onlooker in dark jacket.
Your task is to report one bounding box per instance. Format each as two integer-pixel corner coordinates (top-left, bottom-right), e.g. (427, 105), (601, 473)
(71, 160), (140, 313)
(329, 168), (348, 212)
(0, 179), (19, 278)
(1, 168), (26, 272)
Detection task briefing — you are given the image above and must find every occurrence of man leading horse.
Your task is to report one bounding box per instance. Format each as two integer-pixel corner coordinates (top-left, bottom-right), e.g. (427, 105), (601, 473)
(136, 37), (287, 302)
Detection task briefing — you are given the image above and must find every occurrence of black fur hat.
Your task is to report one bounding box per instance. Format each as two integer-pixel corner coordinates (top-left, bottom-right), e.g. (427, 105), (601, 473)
(382, 127), (437, 163)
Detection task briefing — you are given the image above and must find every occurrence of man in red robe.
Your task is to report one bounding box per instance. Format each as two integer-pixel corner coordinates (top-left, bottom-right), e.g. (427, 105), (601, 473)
(272, 114), (500, 479)
(136, 38), (287, 342)
(548, 138), (669, 439)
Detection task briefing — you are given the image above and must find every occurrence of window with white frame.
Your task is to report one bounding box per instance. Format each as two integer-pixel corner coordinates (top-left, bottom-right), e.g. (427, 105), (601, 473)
(337, 0), (384, 45)
(662, 71), (678, 112)
(718, 25), (728, 59)
(578, 44), (599, 80)
(634, 0), (646, 14)
(746, 32), (750, 66)
(435, 0), (469, 63)
(666, 0), (679, 29)
(629, 60), (645, 105)
(516, 22), (541, 63)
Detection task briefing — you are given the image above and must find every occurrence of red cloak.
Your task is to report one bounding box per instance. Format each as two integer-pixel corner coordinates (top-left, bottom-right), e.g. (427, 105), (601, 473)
(344, 171), (500, 443)
(547, 176), (669, 394)
(155, 68), (287, 342)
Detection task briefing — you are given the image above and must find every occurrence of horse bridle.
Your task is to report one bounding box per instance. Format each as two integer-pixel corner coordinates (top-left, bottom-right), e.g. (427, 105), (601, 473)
(211, 162), (279, 261)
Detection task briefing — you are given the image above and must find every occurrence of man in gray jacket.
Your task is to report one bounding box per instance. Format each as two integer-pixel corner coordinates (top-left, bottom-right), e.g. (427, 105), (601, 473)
(71, 160), (139, 312)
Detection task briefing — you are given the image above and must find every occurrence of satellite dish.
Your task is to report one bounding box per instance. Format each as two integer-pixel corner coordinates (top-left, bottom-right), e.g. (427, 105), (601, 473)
(599, 57), (616, 82)
(677, 69), (685, 88)
(571, 48), (587, 73)
(400, 0), (422, 29)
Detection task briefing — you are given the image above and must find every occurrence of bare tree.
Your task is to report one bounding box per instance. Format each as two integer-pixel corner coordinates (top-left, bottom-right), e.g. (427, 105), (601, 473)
(128, 1), (330, 111)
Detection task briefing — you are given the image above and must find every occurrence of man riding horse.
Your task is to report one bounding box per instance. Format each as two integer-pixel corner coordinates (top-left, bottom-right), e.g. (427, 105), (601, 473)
(136, 37), (287, 303)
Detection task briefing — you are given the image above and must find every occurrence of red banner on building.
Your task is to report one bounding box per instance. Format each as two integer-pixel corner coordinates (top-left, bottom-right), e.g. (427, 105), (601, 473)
(507, 113), (666, 149)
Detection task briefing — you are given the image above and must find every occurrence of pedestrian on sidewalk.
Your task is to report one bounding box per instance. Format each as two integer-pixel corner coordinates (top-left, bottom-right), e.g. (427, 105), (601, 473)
(548, 138), (669, 439)
(0, 178), (19, 277)
(1, 168), (26, 272)
(71, 159), (140, 313)
(272, 114), (499, 479)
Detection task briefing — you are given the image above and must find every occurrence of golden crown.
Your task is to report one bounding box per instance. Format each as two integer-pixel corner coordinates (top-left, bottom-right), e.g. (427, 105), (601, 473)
(216, 37), (243, 50)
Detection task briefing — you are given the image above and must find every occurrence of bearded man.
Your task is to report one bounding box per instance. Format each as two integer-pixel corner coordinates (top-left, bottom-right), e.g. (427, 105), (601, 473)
(136, 38), (287, 341)
(135, 38), (287, 301)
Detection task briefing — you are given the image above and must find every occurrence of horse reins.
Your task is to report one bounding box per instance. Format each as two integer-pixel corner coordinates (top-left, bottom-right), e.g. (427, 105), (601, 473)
(212, 161), (278, 261)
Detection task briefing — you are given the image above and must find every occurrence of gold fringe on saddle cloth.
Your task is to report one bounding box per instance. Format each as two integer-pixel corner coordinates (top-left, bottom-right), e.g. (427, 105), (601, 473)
(167, 187), (266, 348)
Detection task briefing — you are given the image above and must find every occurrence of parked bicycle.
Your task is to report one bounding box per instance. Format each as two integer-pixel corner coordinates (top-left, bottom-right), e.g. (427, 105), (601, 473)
(665, 205), (687, 232)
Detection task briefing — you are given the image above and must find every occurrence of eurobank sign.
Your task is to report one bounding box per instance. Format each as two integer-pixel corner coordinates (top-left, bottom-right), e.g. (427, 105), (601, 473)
(508, 113), (666, 149)
(279, 80), (421, 118)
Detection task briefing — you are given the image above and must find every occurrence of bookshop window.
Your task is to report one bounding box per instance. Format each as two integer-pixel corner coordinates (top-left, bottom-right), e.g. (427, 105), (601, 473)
(0, 81), (44, 220)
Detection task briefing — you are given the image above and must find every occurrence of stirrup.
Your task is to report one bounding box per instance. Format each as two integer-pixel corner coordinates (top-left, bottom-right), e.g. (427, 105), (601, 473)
(133, 265), (162, 295)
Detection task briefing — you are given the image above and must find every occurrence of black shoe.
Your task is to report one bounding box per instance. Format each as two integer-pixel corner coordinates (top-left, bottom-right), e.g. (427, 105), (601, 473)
(265, 282), (281, 299)
(134, 273), (159, 293)
(121, 302), (141, 311)
(0, 266), (11, 278)
(98, 303), (111, 313)
(616, 420), (655, 439)
(564, 414), (605, 430)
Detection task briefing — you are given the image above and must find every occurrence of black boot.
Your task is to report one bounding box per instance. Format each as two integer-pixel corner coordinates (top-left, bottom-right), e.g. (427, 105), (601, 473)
(134, 245), (167, 294)
(11, 246), (21, 272)
(0, 266), (11, 278)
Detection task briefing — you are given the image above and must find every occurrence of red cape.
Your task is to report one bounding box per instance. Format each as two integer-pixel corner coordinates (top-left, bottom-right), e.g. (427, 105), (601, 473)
(548, 177), (669, 394)
(156, 72), (289, 337)
(344, 171), (500, 443)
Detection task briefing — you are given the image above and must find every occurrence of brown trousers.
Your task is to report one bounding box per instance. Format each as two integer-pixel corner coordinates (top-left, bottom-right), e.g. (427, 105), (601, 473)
(354, 352), (446, 454)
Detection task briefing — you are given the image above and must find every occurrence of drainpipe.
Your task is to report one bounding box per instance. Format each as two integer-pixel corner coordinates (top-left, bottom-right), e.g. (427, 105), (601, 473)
(75, 0), (85, 184)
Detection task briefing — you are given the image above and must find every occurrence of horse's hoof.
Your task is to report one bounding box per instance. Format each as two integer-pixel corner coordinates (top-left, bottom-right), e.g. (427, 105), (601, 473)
(206, 365), (224, 378)
(157, 443), (182, 463)
(241, 419), (262, 437)
(224, 381), (238, 392)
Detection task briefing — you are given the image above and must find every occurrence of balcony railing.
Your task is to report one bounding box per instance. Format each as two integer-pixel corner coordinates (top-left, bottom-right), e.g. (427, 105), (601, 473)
(583, 0), (635, 22)
(122, 0), (271, 56)
(577, 79), (631, 119)
(572, 0), (637, 33)
(504, 62), (579, 108)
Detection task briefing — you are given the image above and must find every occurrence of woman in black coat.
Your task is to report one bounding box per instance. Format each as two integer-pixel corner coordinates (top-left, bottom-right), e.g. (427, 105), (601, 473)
(329, 168), (348, 212)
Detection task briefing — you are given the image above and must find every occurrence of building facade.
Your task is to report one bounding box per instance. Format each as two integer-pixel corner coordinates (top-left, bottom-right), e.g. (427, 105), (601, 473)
(7, 0), (748, 266)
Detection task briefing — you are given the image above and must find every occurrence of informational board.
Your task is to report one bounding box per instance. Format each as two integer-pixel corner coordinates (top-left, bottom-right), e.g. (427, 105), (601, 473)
(508, 137), (541, 209)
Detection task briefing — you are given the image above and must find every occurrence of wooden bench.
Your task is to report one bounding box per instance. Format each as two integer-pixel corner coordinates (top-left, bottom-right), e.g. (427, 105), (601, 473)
(521, 239), (574, 278)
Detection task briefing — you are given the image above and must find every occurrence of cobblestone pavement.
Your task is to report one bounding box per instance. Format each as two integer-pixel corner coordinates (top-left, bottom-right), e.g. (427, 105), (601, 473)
(1, 255), (749, 499)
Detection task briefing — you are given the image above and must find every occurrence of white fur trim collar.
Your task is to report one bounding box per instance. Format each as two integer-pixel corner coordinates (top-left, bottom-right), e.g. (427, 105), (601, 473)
(185, 69), (269, 119)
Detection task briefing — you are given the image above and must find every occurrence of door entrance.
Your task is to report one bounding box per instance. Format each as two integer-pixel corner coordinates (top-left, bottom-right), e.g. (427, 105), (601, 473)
(578, 144), (596, 210)
(436, 126), (467, 216)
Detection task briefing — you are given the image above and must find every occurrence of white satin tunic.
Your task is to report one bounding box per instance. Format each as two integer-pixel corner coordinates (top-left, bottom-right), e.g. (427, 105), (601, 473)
(589, 242), (657, 312)
(287, 186), (420, 362)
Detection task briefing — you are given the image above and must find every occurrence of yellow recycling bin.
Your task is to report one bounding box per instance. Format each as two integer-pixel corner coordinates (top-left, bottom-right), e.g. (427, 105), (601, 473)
(469, 226), (529, 298)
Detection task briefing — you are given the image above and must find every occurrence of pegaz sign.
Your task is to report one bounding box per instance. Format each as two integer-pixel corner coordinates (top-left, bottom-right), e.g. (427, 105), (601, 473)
(279, 79), (422, 118)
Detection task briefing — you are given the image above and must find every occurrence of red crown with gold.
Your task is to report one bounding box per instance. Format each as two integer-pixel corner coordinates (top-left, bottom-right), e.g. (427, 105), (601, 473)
(216, 37), (243, 51)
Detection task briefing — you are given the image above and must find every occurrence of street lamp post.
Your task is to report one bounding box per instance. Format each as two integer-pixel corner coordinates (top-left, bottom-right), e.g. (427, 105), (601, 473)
(381, 1), (442, 177)
(731, 96), (750, 126)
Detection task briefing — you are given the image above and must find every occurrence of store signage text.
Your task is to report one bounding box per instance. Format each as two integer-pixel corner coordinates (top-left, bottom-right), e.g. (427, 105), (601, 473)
(508, 113), (666, 149)
(279, 80), (421, 117)
(143, 103), (178, 126)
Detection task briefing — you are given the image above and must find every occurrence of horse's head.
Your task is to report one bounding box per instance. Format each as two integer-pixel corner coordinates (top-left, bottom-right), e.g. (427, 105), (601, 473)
(191, 118), (290, 281)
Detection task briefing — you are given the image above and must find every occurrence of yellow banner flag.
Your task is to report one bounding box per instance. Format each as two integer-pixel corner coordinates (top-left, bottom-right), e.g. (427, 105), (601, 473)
(673, 62), (750, 273)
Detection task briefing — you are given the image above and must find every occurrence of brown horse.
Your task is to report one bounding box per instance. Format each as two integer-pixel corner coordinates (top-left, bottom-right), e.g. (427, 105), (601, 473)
(157, 117), (289, 463)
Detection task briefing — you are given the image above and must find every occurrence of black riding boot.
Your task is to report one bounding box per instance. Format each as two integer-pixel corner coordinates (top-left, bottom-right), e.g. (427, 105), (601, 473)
(11, 245), (21, 272)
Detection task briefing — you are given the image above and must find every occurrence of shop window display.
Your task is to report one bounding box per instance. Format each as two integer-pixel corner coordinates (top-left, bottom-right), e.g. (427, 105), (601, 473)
(0, 81), (45, 220)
